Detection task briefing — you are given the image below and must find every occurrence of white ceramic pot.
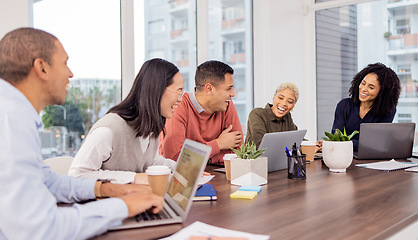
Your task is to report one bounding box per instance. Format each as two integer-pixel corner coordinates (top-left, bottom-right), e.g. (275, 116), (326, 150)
(230, 157), (268, 186)
(322, 141), (353, 173)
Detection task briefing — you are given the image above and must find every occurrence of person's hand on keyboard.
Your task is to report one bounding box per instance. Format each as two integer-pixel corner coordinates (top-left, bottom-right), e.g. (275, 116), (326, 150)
(100, 182), (152, 198)
(120, 190), (164, 217)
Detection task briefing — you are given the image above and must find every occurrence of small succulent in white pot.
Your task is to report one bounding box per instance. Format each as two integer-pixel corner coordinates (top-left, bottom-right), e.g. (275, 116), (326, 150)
(230, 142), (268, 186)
(322, 128), (358, 173)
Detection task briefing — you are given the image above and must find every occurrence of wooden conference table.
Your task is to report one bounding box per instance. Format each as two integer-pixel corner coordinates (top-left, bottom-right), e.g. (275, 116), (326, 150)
(93, 159), (418, 240)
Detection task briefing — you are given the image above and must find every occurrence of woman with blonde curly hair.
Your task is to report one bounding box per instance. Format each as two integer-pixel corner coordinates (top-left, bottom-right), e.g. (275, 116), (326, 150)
(245, 82), (299, 148)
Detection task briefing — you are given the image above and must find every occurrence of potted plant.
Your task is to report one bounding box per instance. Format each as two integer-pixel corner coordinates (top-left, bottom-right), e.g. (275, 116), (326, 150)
(322, 128), (358, 173)
(230, 142), (267, 186)
(384, 31), (392, 39)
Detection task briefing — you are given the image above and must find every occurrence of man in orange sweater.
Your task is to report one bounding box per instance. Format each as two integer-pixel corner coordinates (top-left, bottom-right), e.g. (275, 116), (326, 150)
(160, 60), (243, 165)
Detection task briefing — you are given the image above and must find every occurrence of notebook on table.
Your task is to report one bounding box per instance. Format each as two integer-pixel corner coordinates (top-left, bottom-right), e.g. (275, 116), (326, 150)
(110, 139), (211, 230)
(259, 129), (307, 172)
(193, 184), (217, 201)
(356, 159), (418, 172)
(354, 123), (416, 160)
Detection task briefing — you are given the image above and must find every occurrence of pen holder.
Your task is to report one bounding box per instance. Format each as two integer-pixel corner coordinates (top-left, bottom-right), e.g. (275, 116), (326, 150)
(287, 154), (307, 179)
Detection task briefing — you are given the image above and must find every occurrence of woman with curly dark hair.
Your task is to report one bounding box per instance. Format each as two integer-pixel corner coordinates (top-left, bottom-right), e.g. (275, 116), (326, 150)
(320, 62), (401, 151)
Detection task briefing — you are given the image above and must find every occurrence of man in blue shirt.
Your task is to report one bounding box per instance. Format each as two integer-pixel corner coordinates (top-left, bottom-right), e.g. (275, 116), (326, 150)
(0, 28), (164, 239)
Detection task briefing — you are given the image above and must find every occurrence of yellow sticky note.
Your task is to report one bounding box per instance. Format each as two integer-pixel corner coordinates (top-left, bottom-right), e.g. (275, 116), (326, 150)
(230, 190), (257, 200)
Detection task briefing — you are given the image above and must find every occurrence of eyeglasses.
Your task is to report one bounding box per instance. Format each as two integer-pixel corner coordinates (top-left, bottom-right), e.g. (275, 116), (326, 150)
(166, 87), (185, 101)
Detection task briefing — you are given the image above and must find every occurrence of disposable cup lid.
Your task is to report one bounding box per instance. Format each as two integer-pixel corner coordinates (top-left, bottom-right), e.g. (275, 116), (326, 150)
(146, 165), (171, 175)
(223, 153), (237, 160)
(301, 141), (316, 146)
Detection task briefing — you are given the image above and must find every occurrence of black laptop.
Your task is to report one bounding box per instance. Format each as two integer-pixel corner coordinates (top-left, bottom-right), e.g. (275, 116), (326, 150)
(354, 123), (415, 160)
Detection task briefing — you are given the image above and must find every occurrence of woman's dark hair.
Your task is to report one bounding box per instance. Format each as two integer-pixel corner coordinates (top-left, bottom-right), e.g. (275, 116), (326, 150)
(349, 62), (401, 116)
(108, 58), (179, 138)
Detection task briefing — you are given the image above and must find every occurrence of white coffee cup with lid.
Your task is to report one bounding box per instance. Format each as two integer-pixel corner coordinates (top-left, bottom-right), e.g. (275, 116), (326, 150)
(223, 153), (236, 181)
(146, 165), (171, 196)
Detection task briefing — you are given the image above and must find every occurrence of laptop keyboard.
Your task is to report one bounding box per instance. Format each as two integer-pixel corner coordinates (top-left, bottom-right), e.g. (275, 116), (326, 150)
(135, 207), (172, 222)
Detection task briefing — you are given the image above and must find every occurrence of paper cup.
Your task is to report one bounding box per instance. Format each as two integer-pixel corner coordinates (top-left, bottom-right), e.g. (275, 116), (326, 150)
(223, 153), (236, 181)
(300, 141), (316, 162)
(146, 165), (171, 196)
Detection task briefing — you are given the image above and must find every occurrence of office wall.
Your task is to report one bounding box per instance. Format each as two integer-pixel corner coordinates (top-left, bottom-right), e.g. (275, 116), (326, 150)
(0, 0), (32, 38)
(253, 0), (317, 141)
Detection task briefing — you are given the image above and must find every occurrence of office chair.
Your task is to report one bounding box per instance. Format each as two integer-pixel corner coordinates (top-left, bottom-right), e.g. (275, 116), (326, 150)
(44, 156), (74, 175)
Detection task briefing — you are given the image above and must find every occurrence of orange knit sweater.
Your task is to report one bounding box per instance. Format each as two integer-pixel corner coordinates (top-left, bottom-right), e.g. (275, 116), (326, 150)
(159, 93), (243, 165)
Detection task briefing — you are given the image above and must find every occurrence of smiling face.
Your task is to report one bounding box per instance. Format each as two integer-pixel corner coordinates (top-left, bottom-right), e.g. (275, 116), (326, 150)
(45, 40), (73, 105)
(206, 73), (235, 113)
(271, 88), (296, 119)
(358, 73), (381, 104)
(160, 72), (184, 119)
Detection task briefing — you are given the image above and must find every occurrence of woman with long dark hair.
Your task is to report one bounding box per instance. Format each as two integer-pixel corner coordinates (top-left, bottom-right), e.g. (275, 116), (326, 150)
(69, 58), (184, 184)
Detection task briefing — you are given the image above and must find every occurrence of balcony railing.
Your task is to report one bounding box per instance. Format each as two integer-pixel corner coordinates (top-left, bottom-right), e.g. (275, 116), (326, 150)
(387, 0), (418, 3)
(222, 17), (245, 30)
(387, 33), (418, 50)
(170, 28), (188, 39)
(169, 0), (188, 8)
(175, 59), (189, 68)
(228, 52), (246, 64)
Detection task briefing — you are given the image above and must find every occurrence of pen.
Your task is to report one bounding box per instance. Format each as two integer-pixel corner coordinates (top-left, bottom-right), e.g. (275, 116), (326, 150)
(285, 147), (291, 156)
(289, 157), (295, 174)
(296, 147), (301, 156)
(295, 147), (306, 177)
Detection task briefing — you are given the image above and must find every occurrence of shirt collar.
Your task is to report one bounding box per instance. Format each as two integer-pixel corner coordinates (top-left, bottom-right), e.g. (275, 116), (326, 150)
(189, 90), (205, 114)
(0, 79), (43, 129)
(265, 103), (285, 122)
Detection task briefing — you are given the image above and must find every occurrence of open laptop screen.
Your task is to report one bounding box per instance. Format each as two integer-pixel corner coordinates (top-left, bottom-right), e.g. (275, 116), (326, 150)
(167, 143), (207, 211)
(356, 123), (415, 160)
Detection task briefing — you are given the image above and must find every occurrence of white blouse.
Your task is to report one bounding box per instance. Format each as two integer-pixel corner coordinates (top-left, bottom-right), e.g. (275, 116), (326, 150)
(68, 127), (176, 184)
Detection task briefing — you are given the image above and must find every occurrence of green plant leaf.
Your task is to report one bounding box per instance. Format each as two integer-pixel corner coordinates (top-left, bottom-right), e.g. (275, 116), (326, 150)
(230, 142), (266, 159)
(323, 127), (359, 141)
(324, 131), (334, 141)
(347, 130), (359, 140)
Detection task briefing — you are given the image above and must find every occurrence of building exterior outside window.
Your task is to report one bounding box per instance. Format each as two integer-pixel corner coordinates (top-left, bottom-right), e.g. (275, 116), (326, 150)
(140, 0), (253, 133)
(33, 0), (254, 158)
(33, 0), (122, 159)
(209, 0), (253, 132)
(140, 0), (197, 92)
(316, 0), (418, 150)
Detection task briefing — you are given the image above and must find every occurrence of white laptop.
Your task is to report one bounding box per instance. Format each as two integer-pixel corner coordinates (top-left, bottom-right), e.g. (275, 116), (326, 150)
(259, 130), (307, 172)
(110, 139), (211, 230)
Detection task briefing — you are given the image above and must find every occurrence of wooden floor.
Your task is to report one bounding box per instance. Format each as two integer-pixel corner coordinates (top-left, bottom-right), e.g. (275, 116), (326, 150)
(94, 160), (418, 240)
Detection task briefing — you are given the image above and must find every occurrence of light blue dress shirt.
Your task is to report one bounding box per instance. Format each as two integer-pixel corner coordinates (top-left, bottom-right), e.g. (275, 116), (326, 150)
(0, 79), (129, 240)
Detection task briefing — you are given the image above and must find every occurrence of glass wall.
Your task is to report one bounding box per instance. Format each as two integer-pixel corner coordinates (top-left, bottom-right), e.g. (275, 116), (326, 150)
(135, 0), (197, 92)
(135, 0), (253, 132)
(316, 0), (418, 150)
(33, 0), (254, 159)
(208, 0), (253, 132)
(33, 0), (122, 159)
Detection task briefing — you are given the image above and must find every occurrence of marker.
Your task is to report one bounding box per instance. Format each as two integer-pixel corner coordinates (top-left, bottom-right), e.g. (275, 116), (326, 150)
(285, 147), (291, 156)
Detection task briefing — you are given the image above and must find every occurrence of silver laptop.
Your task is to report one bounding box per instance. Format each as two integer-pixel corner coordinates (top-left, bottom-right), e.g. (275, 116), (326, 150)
(259, 130), (307, 172)
(110, 139), (211, 230)
(354, 123), (415, 160)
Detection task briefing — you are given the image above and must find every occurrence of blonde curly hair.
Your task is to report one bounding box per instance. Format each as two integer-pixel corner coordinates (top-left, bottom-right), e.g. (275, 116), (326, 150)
(274, 82), (299, 102)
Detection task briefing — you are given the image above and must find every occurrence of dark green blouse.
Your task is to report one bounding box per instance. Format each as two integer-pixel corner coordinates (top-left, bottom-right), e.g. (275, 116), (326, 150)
(245, 103), (298, 148)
